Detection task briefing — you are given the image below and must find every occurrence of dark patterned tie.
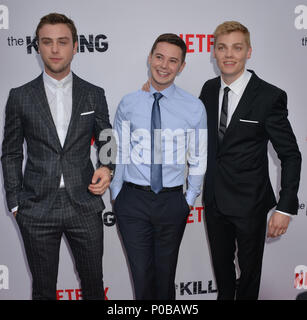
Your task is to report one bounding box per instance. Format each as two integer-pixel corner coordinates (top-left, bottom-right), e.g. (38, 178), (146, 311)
(218, 87), (231, 144)
(151, 92), (163, 193)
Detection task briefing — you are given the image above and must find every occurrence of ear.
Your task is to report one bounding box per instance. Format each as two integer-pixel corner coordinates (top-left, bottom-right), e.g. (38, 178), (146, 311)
(73, 41), (78, 55)
(148, 53), (152, 65)
(213, 46), (217, 59)
(247, 46), (252, 59)
(178, 61), (186, 74)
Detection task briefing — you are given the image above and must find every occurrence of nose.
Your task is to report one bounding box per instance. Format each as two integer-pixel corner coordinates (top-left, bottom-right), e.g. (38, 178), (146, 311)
(160, 59), (168, 69)
(225, 48), (233, 58)
(51, 42), (59, 53)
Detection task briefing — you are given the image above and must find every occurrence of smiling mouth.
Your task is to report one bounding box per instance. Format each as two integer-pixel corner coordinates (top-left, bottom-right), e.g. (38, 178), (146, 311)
(157, 70), (170, 77)
(223, 61), (236, 66)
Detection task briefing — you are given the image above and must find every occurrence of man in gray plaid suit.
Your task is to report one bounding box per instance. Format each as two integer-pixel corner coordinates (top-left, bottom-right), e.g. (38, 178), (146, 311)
(1, 13), (114, 300)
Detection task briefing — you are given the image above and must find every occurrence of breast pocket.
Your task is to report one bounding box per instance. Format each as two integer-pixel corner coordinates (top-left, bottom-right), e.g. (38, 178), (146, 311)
(237, 119), (263, 140)
(79, 110), (95, 127)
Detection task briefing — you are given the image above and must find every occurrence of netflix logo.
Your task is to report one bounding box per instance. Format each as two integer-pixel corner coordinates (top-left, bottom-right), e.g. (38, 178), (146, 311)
(179, 34), (214, 53)
(187, 206), (204, 224)
(295, 265), (307, 289)
(56, 287), (109, 300)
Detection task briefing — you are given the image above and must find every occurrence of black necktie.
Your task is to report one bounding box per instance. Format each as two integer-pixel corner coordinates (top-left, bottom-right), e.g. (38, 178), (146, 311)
(151, 92), (163, 193)
(218, 87), (231, 144)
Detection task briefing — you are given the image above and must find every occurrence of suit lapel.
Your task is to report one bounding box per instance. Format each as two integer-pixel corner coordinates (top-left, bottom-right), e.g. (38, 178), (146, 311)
(222, 70), (261, 142)
(29, 74), (62, 149)
(62, 73), (87, 150)
(210, 78), (221, 152)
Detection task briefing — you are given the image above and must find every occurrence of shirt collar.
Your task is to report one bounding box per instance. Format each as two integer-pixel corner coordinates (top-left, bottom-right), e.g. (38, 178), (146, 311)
(220, 69), (251, 96)
(43, 71), (73, 91)
(149, 83), (176, 99)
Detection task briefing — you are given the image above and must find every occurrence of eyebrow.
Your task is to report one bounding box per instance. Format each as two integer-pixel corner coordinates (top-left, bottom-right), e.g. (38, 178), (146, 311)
(40, 36), (71, 41)
(217, 42), (244, 46)
(154, 52), (180, 61)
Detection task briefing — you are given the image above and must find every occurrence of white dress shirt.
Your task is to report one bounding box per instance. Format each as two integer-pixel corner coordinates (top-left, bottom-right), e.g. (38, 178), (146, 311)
(219, 69), (252, 127)
(43, 71), (73, 188)
(219, 69), (290, 217)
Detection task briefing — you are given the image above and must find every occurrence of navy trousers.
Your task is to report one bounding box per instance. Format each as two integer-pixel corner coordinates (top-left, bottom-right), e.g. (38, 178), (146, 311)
(114, 182), (190, 300)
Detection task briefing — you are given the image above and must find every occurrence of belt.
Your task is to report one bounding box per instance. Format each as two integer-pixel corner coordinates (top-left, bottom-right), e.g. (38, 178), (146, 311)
(125, 182), (183, 193)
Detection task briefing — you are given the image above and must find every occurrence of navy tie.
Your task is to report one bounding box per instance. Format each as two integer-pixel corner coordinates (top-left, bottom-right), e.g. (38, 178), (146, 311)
(151, 92), (163, 194)
(218, 87), (231, 144)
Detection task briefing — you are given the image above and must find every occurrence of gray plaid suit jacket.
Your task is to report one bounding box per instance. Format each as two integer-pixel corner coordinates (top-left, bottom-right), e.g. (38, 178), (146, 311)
(1, 72), (113, 217)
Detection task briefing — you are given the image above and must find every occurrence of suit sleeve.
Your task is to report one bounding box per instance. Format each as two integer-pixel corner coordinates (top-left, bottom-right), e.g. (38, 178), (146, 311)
(1, 89), (24, 211)
(199, 81), (208, 103)
(265, 90), (301, 215)
(94, 87), (116, 171)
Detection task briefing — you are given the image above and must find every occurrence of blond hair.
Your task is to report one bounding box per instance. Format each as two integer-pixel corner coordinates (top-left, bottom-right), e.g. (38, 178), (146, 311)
(214, 21), (251, 47)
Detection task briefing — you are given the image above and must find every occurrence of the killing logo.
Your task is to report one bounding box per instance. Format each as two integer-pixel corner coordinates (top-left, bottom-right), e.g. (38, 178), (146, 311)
(178, 280), (217, 296)
(26, 34), (108, 54)
(103, 211), (116, 227)
(7, 33), (108, 54)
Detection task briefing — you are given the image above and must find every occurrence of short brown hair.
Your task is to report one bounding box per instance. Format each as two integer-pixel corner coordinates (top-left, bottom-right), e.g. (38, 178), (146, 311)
(214, 21), (251, 47)
(151, 33), (187, 63)
(36, 13), (78, 44)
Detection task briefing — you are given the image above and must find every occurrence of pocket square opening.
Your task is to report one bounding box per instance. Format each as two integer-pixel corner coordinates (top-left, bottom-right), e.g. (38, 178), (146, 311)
(239, 119), (259, 123)
(81, 111), (95, 116)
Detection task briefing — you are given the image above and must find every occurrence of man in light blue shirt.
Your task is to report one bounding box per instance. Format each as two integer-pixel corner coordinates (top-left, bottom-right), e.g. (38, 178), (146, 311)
(110, 33), (207, 300)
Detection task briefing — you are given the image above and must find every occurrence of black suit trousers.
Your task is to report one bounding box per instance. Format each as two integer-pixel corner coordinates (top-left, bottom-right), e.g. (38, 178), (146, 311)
(114, 183), (190, 300)
(205, 202), (267, 300)
(16, 189), (104, 300)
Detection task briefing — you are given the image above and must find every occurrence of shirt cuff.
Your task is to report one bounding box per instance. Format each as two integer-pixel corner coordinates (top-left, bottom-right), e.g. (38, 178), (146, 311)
(275, 210), (291, 217)
(110, 184), (122, 201)
(11, 206), (18, 213)
(185, 191), (196, 207)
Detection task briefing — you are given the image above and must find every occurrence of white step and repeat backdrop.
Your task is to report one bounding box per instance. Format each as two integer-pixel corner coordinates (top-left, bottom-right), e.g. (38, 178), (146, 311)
(0, 0), (306, 300)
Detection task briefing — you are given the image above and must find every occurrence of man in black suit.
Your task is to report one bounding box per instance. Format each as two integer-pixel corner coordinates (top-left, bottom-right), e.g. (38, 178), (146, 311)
(1, 13), (113, 299)
(199, 21), (301, 300)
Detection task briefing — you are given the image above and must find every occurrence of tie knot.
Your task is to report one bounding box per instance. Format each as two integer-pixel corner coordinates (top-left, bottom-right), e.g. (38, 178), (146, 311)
(153, 92), (163, 101)
(224, 87), (231, 94)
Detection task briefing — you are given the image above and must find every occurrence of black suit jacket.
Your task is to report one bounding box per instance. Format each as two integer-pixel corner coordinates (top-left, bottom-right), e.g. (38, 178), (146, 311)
(199, 70), (301, 217)
(1, 72), (113, 217)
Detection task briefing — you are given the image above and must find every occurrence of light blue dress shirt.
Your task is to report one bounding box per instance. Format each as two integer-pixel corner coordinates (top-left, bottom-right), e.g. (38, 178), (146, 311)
(110, 83), (207, 206)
